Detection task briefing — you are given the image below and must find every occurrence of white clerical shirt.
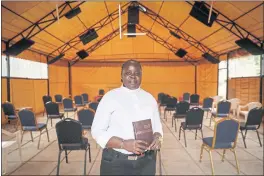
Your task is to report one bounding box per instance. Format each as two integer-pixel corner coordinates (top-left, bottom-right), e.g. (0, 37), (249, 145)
(91, 85), (163, 154)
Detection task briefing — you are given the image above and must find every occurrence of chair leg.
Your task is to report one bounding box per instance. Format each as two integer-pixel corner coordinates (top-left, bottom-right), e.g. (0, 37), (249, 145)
(57, 151), (62, 176)
(21, 131), (24, 143)
(183, 129), (187, 147)
(199, 144), (204, 162)
(222, 149), (226, 162)
(209, 114), (213, 127)
(232, 149), (240, 174)
(179, 126), (182, 140)
(174, 118), (177, 132)
(200, 129), (204, 139)
(65, 150), (68, 163)
(245, 130), (247, 138)
(30, 131), (34, 142)
(89, 146), (91, 163)
(46, 118), (49, 127)
(195, 129), (198, 140)
(84, 150), (87, 176)
(256, 130), (262, 147)
(240, 130), (247, 148)
(38, 131), (42, 149)
(209, 150), (215, 175)
(46, 127), (50, 142)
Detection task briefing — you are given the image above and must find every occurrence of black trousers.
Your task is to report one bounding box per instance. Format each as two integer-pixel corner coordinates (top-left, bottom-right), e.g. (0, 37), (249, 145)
(100, 148), (156, 175)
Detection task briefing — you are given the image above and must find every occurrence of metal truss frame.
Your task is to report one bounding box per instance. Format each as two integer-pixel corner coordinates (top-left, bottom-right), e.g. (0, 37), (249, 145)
(136, 24), (198, 65)
(137, 2), (219, 57)
(47, 2), (130, 59)
(70, 23), (128, 66)
(186, 1), (263, 47)
(4, 1), (85, 45)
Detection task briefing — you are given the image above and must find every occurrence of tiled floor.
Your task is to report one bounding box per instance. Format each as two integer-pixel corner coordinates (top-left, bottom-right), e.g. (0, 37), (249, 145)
(2, 110), (263, 175)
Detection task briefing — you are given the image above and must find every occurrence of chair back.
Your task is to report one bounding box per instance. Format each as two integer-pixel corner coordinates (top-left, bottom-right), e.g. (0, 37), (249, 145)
(74, 95), (84, 106)
(185, 107), (204, 126)
(63, 98), (74, 109)
(228, 98), (240, 110)
(166, 97), (177, 108)
(213, 118), (239, 148)
(54, 94), (63, 103)
(55, 118), (83, 149)
(247, 102), (262, 111)
(89, 102), (99, 112)
(45, 101), (60, 116)
(176, 101), (190, 115)
(2, 102), (16, 116)
(81, 93), (89, 103)
(158, 93), (165, 103)
(99, 89), (105, 95)
(18, 109), (36, 127)
(183, 92), (190, 102)
(217, 100), (231, 114)
(190, 94), (200, 104)
(43, 95), (52, 105)
(77, 108), (95, 128)
(202, 97), (213, 109)
(246, 107), (263, 128)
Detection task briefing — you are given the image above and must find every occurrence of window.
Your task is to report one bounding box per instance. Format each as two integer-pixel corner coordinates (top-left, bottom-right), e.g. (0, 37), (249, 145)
(9, 57), (48, 79)
(228, 55), (261, 78)
(1, 55), (8, 77)
(218, 60), (227, 99)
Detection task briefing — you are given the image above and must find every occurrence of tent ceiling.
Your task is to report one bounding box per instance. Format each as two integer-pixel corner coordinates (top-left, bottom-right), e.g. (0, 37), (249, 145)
(1, 1), (263, 63)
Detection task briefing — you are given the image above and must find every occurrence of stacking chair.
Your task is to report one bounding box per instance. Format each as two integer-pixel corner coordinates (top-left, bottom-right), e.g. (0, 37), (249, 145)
(173, 101), (190, 132)
(190, 94), (200, 106)
(43, 95), (52, 115)
(54, 94), (63, 104)
(200, 118), (240, 175)
(77, 108), (95, 131)
(63, 98), (77, 118)
(164, 97), (177, 121)
(160, 94), (170, 118)
(238, 102), (262, 121)
(179, 107), (204, 147)
(2, 129), (22, 175)
(89, 102), (99, 112)
(210, 100), (231, 126)
(81, 93), (89, 104)
(74, 95), (86, 107)
(45, 101), (64, 127)
(55, 118), (91, 176)
(18, 109), (50, 149)
(240, 107), (263, 148)
(158, 93), (165, 104)
(183, 92), (190, 102)
(202, 97), (214, 119)
(228, 98), (240, 118)
(2, 101), (19, 129)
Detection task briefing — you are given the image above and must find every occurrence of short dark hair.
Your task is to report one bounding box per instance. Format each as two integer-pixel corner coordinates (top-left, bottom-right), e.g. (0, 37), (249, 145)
(121, 59), (142, 73)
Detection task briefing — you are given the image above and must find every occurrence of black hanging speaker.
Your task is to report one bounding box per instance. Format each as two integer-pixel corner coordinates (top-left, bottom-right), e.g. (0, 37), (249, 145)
(3, 38), (35, 56)
(48, 53), (65, 64)
(65, 7), (81, 19)
(127, 24), (136, 38)
(79, 28), (98, 45)
(190, 1), (218, 27)
(175, 49), (187, 58)
(235, 38), (264, 55)
(128, 5), (139, 24)
(202, 53), (220, 64)
(76, 50), (89, 59)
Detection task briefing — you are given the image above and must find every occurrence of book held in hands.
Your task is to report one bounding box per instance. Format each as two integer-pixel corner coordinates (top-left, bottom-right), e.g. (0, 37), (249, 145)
(132, 119), (153, 146)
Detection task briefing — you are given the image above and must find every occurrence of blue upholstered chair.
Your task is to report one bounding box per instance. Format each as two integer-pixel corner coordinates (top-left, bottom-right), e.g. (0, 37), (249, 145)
(240, 107), (263, 148)
(202, 97), (214, 119)
(210, 100), (231, 126)
(18, 109), (50, 149)
(179, 107), (204, 147)
(200, 118), (240, 175)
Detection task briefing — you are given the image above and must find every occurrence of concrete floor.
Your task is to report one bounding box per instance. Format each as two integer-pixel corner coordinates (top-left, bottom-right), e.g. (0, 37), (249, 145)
(2, 110), (263, 175)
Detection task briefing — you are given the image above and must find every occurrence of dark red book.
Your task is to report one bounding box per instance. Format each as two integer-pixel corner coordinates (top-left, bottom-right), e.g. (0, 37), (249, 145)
(132, 119), (154, 146)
